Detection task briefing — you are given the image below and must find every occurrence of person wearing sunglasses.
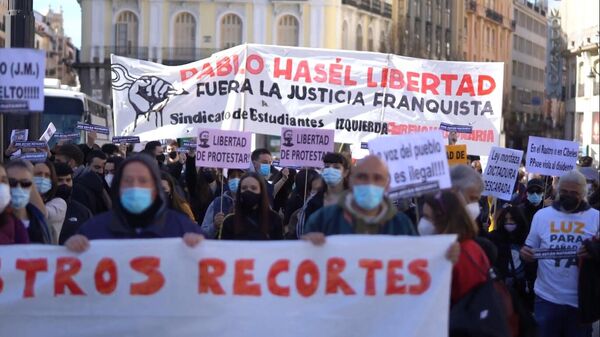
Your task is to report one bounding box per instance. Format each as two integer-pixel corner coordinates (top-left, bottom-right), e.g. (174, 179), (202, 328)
(33, 159), (67, 245)
(0, 163), (29, 244)
(5, 160), (52, 244)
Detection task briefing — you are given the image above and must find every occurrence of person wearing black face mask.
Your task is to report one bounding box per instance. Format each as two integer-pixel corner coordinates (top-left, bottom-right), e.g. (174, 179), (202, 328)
(489, 205), (536, 311)
(54, 163), (93, 245)
(220, 172), (283, 240)
(520, 170), (599, 337)
(166, 140), (186, 181)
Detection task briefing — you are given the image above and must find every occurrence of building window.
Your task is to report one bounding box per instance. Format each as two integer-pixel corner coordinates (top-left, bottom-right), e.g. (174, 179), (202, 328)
(342, 21), (349, 49)
(575, 112), (584, 143)
(277, 15), (299, 47)
(594, 60), (600, 96)
(415, 0), (421, 17)
(356, 24), (363, 51)
(368, 28), (374, 51)
(578, 62), (585, 97)
(173, 12), (196, 59)
(115, 11), (138, 56)
(221, 14), (242, 49)
(379, 30), (386, 52)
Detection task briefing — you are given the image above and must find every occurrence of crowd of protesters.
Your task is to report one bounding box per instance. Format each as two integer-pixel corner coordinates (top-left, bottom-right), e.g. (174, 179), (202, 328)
(1, 134), (599, 337)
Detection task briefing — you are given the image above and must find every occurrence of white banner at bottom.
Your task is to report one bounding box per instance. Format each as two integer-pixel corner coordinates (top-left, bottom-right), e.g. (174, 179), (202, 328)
(0, 235), (455, 337)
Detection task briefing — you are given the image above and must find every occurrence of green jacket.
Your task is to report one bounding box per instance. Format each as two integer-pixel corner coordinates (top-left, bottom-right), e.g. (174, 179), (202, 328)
(305, 192), (416, 236)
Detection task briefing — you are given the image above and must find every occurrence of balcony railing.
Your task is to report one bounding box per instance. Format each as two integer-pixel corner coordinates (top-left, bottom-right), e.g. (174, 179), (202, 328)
(105, 46), (149, 60)
(485, 8), (503, 24)
(342, 0), (391, 18)
(161, 48), (215, 64)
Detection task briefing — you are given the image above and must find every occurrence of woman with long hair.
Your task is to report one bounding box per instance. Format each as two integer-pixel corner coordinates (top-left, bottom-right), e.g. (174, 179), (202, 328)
(160, 171), (195, 221)
(0, 164), (29, 244)
(420, 190), (490, 304)
(33, 159), (67, 244)
(220, 172), (283, 240)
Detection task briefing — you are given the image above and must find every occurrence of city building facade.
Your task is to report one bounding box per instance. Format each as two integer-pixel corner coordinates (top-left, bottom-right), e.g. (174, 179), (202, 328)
(561, 0), (599, 164)
(464, 0), (514, 147)
(392, 0), (465, 61)
(505, 0), (548, 150)
(77, 0), (393, 104)
(1, 3), (78, 85)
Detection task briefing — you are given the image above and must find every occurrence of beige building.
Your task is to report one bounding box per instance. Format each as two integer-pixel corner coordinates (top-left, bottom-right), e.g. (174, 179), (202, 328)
(393, 0), (465, 61)
(561, 0), (599, 164)
(464, 0), (513, 146)
(77, 0), (393, 104)
(1, 3), (78, 86)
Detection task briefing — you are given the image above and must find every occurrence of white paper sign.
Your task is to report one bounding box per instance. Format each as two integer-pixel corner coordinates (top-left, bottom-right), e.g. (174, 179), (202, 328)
(0, 48), (45, 112)
(368, 130), (451, 198)
(195, 128), (252, 169)
(279, 127), (334, 168)
(39, 122), (56, 143)
(525, 136), (579, 177)
(0, 236), (455, 337)
(482, 146), (524, 201)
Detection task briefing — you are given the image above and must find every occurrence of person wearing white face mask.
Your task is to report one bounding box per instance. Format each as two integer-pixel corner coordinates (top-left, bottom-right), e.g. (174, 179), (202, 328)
(0, 164), (30, 244)
(450, 165), (486, 231)
(5, 160), (52, 244)
(33, 160), (67, 244)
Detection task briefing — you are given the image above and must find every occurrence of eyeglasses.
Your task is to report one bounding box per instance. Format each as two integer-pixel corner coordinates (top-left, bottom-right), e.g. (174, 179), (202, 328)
(8, 178), (33, 188)
(528, 189), (543, 194)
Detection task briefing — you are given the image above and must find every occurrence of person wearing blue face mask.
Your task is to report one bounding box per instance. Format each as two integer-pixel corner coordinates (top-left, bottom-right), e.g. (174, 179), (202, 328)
(303, 155), (416, 238)
(200, 169), (246, 238)
(517, 178), (546, 228)
(64, 154), (204, 252)
(5, 159), (52, 244)
(33, 160), (67, 244)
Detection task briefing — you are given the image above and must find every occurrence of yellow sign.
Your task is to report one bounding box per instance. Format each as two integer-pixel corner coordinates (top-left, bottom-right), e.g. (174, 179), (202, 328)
(446, 145), (468, 166)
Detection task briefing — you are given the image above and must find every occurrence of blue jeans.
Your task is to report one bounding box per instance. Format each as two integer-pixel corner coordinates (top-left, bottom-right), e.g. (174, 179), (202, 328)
(534, 296), (592, 337)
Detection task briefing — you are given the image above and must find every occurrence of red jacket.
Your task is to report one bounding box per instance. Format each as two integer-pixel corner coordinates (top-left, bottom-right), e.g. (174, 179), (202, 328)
(451, 239), (490, 304)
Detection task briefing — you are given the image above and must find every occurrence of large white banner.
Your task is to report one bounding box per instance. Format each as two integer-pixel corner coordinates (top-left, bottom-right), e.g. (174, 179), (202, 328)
(111, 44), (503, 155)
(0, 236), (454, 337)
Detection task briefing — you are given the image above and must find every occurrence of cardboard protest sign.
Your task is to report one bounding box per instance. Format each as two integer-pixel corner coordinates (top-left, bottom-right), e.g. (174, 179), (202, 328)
(111, 44), (503, 155)
(369, 130), (451, 198)
(439, 123), (473, 134)
(54, 132), (80, 140)
(525, 136), (579, 177)
(0, 49), (45, 112)
(279, 127), (334, 168)
(10, 129), (28, 143)
(76, 122), (110, 135)
(18, 152), (48, 163)
(112, 136), (140, 144)
(482, 146), (524, 201)
(39, 123), (56, 143)
(195, 128), (251, 169)
(0, 235), (455, 337)
(445, 145), (467, 166)
(14, 141), (46, 149)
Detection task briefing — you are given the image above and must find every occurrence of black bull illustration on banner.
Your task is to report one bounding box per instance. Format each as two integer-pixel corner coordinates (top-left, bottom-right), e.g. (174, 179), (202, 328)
(111, 63), (188, 131)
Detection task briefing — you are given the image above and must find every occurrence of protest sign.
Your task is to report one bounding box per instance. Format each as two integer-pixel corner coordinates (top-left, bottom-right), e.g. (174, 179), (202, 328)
(525, 136), (579, 177)
(445, 145), (468, 166)
(54, 132), (80, 140)
(533, 248), (578, 259)
(111, 44), (503, 155)
(10, 129), (28, 143)
(14, 141), (46, 149)
(368, 130), (451, 198)
(112, 136), (140, 144)
(482, 146), (524, 201)
(439, 123), (473, 134)
(18, 152), (47, 163)
(39, 123), (56, 143)
(0, 235), (454, 337)
(195, 128), (251, 169)
(76, 122), (110, 135)
(279, 127), (334, 168)
(0, 49), (45, 112)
